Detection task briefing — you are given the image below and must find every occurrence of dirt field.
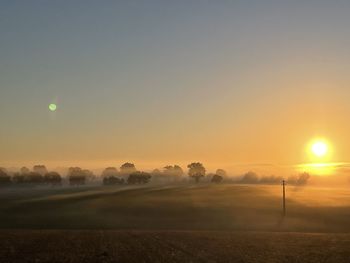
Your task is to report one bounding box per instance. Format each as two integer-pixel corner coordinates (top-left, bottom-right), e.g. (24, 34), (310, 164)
(0, 230), (349, 263)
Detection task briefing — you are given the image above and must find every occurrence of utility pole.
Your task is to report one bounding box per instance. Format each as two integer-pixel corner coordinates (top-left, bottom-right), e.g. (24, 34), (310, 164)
(282, 179), (286, 217)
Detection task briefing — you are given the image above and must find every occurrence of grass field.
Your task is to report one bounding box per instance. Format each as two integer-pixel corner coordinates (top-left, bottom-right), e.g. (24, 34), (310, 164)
(1, 183), (350, 232)
(1, 184), (350, 262)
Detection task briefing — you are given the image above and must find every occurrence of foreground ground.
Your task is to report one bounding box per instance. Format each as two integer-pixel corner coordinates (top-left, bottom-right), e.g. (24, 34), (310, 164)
(1, 230), (349, 263)
(1, 183), (350, 232)
(1, 184), (350, 262)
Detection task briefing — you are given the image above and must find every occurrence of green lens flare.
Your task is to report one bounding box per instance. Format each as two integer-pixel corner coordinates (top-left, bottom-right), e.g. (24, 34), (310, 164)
(49, 103), (57, 111)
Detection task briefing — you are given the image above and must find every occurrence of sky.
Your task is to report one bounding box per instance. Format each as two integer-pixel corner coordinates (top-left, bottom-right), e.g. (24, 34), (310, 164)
(1, 1), (350, 173)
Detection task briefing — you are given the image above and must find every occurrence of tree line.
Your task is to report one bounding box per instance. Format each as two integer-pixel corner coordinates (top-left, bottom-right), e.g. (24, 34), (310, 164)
(0, 163), (310, 187)
(239, 171), (310, 186)
(0, 162), (225, 187)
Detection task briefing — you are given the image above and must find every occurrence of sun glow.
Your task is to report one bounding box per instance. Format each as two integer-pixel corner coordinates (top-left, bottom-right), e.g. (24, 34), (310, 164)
(297, 162), (334, 175)
(308, 139), (331, 160)
(301, 138), (334, 175)
(311, 141), (328, 157)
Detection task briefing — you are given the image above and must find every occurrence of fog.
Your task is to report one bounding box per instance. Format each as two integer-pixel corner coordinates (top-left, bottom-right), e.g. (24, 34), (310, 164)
(1, 162), (350, 233)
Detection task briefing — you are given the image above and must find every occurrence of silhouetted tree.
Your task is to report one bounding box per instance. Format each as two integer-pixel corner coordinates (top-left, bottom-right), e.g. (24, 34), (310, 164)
(174, 165), (184, 176)
(216, 169), (227, 178)
(26, 172), (44, 184)
(211, 174), (223, 183)
(120, 163), (137, 176)
(287, 172), (310, 186)
(260, 175), (283, 185)
(44, 172), (62, 186)
(13, 172), (26, 184)
(83, 169), (95, 181)
(163, 165), (184, 182)
(0, 168), (11, 185)
(163, 166), (173, 172)
(297, 172), (310, 185)
(103, 176), (125, 185)
(11, 167), (31, 184)
(127, 171), (151, 184)
(20, 167), (30, 175)
(68, 167), (87, 186)
(12, 167), (44, 185)
(150, 169), (163, 182)
(164, 165), (184, 177)
(187, 162), (206, 183)
(33, 165), (48, 176)
(241, 171), (259, 184)
(102, 167), (119, 178)
(102, 167), (124, 185)
(151, 169), (162, 176)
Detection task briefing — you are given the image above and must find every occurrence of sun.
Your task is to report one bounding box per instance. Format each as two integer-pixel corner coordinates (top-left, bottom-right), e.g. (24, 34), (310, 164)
(306, 138), (333, 161)
(301, 138), (333, 175)
(311, 141), (328, 157)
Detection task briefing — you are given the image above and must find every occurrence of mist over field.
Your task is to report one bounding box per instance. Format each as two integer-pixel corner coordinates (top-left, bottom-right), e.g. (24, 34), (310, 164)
(1, 179), (350, 262)
(0, 182), (349, 233)
(1, 162), (350, 233)
(2, 162), (350, 262)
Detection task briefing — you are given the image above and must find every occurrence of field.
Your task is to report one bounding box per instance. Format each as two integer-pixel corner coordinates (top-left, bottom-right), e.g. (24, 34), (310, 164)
(1, 183), (350, 262)
(1, 230), (350, 263)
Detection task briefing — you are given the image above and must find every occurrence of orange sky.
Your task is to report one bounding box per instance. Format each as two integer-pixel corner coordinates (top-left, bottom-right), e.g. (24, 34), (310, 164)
(1, 2), (350, 175)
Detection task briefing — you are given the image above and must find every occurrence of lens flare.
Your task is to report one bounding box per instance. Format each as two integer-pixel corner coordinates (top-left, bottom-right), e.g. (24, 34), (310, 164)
(49, 103), (57, 112)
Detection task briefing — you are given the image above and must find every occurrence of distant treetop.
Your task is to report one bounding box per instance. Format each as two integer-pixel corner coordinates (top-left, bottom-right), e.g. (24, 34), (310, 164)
(120, 163), (137, 174)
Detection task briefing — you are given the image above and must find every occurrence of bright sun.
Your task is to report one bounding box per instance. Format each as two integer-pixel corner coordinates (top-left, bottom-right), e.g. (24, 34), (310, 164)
(311, 141), (328, 157)
(302, 138), (334, 175)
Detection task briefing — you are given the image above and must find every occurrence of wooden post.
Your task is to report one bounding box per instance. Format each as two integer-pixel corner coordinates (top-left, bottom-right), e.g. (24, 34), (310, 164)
(282, 179), (286, 216)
